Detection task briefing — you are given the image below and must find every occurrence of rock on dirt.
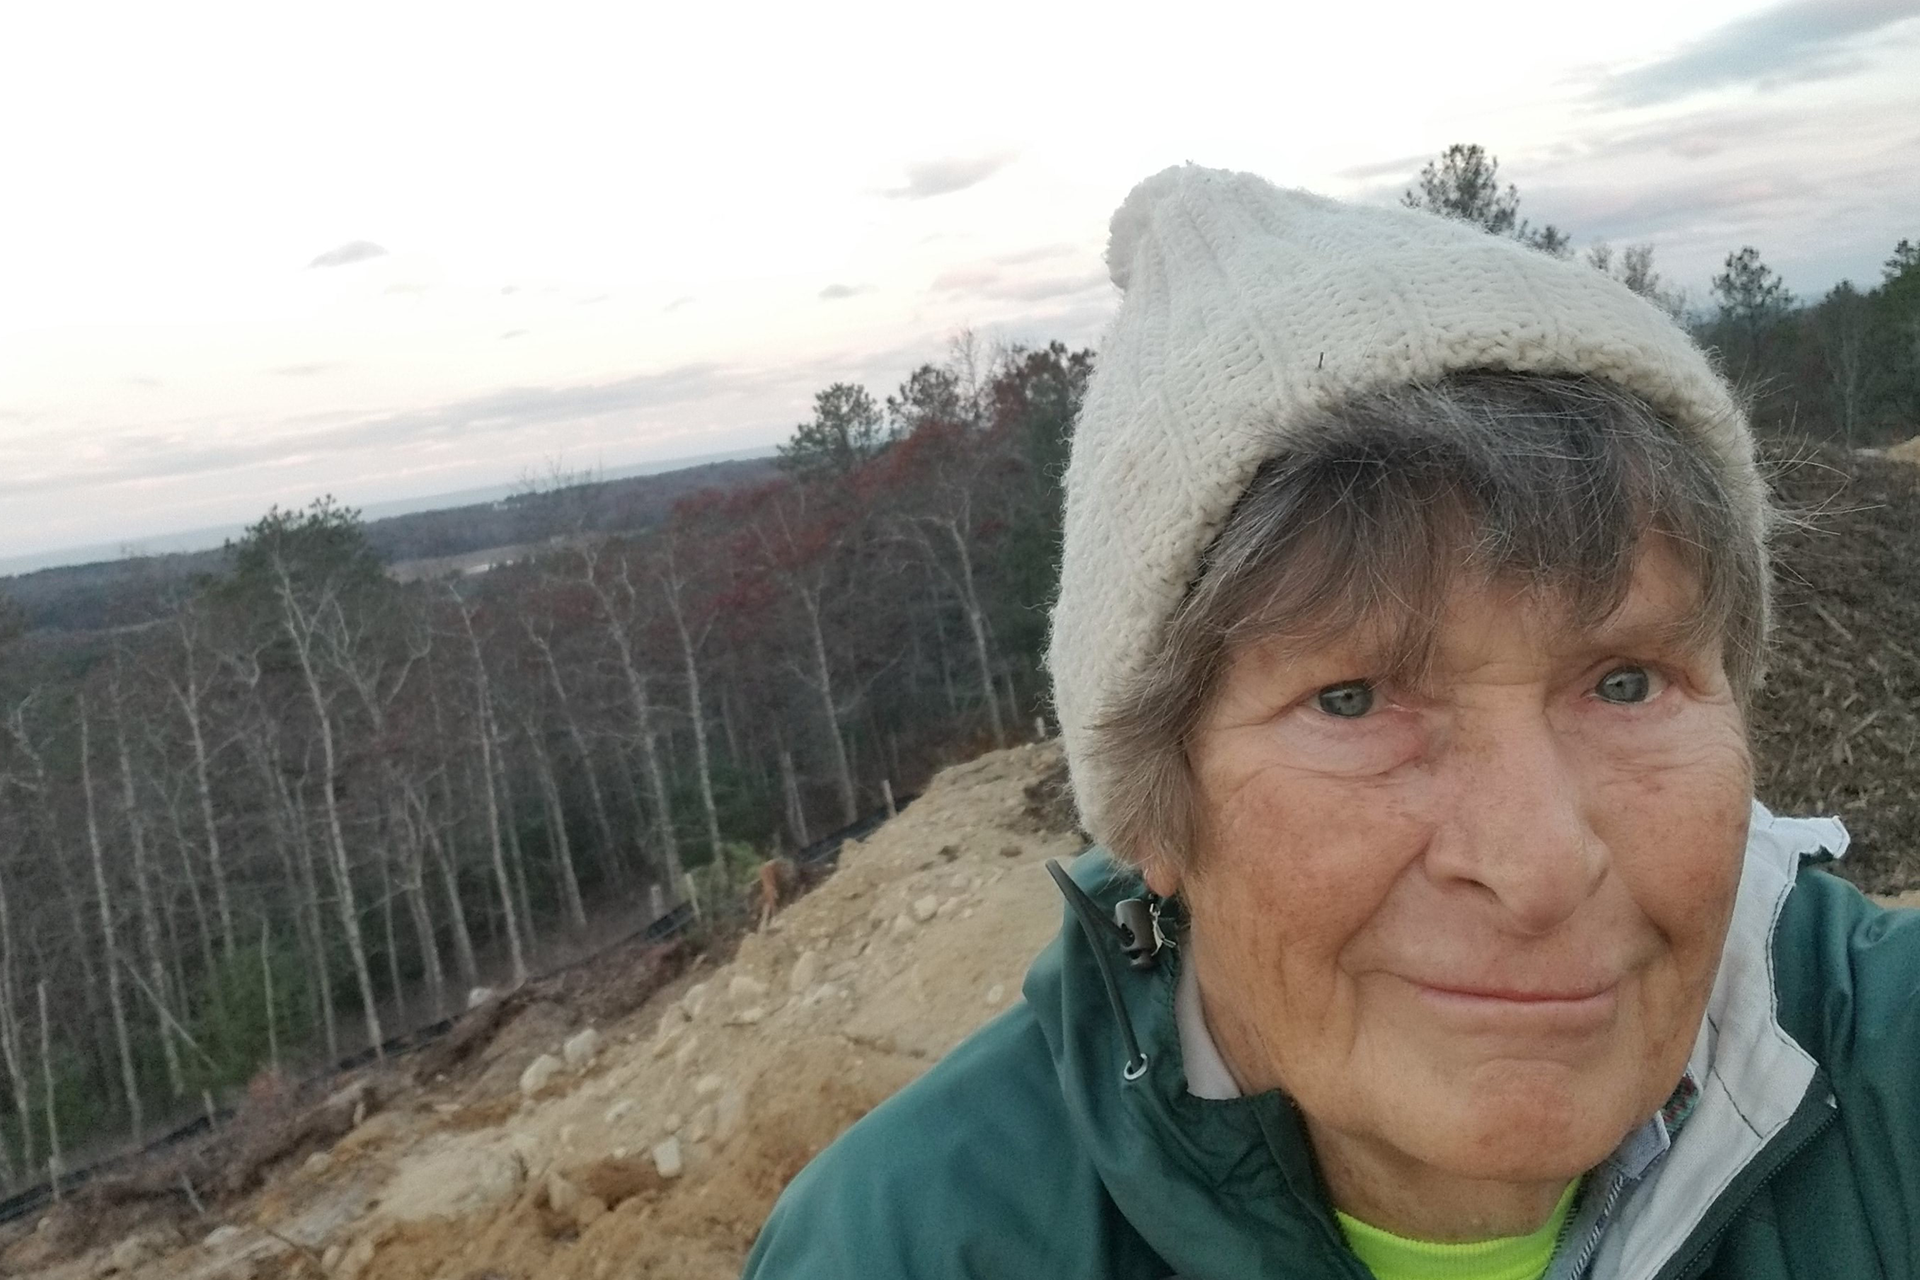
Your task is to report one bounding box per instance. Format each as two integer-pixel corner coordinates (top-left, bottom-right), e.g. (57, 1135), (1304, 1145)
(93, 1225), (185, 1277)
(1883, 435), (1920, 466)
(715, 1088), (748, 1144)
(545, 1172), (582, 1215)
(377, 1140), (526, 1221)
(334, 1237), (378, 1280)
(200, 1225), (244, 1251)
(519, 1053), (563, 1096)
(788, 949), (822, 994)
(727, 974), (768, 1007)
(562, 1028), (603, 1069)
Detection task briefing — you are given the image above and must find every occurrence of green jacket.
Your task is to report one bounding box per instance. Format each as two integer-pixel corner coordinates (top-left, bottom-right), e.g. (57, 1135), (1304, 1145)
(744, 807), (1920, 1278)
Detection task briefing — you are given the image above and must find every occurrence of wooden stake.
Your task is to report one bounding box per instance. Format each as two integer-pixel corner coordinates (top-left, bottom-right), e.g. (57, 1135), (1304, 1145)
(261, 918), (279, 1076)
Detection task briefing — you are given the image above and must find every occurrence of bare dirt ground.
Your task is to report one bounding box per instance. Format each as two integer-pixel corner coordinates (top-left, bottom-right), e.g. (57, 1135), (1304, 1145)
(1753, 442), (1920, 893)
(1, 742), (1082, 1280)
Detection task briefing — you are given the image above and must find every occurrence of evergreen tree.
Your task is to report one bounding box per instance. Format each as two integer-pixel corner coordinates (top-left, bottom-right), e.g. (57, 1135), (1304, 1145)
(1712, 247), (1796, 354)
(777, 383), (889, 478)
(1404, 143), (1568, 257)
(1404, 144), (1521, 235)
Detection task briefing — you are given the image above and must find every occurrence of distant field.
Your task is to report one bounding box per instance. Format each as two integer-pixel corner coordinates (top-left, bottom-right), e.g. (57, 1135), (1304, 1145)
(387, 541), (560, 583)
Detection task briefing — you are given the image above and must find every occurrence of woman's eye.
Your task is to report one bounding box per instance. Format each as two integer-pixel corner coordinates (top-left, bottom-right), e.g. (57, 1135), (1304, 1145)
(1315, 681), (1375, 718)
(1595, 666), (1653, 704)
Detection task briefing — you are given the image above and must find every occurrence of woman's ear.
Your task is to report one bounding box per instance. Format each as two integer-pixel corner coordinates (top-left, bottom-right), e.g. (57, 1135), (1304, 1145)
(1140, 851), (1183, 900)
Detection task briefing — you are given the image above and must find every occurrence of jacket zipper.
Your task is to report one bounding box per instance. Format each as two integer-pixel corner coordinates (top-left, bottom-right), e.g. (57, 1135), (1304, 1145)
(1560, 1175), (1629, 1279)
(1644, 1083), (1836, 1280)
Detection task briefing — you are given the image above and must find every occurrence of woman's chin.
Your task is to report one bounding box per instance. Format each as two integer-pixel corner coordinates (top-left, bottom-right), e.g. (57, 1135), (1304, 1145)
(1388, 1076), (1633, 1185)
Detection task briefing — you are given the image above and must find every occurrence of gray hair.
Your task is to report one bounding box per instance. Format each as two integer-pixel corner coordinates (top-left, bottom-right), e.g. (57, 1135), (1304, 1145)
(1091, 371), (1770, 873)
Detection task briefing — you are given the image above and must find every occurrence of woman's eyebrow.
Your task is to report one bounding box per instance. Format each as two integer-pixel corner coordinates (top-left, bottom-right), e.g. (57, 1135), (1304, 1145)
(1246, 627), (1413, 679)
(1558, 603), (1710, 660)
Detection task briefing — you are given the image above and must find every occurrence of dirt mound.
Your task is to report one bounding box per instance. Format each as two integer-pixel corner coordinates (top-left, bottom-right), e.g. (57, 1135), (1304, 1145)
(1753, 443), (1920, 893)
(363, 1034), (925, 1280)
(346, 742), (1081, 1280)
(1882, 435), (1920, 466)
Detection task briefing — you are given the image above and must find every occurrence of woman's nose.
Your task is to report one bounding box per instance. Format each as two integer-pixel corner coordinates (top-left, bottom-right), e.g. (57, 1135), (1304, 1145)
(1422, 713), (1608, 935)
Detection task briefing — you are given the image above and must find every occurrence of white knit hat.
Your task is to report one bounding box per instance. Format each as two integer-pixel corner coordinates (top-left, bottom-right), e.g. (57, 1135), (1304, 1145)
(1047, 164), (1764, 849)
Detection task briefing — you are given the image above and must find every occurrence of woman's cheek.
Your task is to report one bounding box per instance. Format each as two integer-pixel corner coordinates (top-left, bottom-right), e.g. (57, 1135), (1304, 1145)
(1556, 689), (1750, 801)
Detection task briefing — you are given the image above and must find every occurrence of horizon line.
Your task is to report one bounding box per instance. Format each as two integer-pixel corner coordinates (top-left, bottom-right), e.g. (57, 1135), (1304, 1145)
(0, 443), (780, 580)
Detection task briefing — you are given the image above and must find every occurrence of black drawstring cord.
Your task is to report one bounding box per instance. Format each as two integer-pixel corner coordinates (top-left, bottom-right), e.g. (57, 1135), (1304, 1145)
(1045, 859), (1156, 1082)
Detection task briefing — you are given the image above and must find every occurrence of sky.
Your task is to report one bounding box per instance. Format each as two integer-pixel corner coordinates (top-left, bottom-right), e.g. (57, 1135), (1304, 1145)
(2, 0), (1918, 568)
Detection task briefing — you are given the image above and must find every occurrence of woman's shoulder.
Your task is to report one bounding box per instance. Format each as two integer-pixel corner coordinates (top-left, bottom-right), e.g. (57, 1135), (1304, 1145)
(1772, 863), (1920, 1086)
(741, 1002), (1165, 1280)
(1725, 867), (1920, 1274)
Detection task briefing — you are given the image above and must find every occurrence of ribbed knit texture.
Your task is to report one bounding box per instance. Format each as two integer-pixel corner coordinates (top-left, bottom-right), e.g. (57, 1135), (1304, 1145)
(1047, 165), (1766, 849)
(1336, 1179), (1580, 1280)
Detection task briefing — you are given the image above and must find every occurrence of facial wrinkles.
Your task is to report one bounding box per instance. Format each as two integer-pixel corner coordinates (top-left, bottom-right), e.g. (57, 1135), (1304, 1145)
(1187, 748), (1404, 1088)
(1426, 675), (1604, 941)
(1378, 618), (1682, 980)
(1166, 549), (1758, 1240)
(1187, 868), (1352, 1094)
(1184, 558), (1750, 1090)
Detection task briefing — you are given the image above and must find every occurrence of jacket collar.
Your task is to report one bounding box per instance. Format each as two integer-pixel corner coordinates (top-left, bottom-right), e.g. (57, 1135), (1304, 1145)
(1593, 802), (1846, 1279)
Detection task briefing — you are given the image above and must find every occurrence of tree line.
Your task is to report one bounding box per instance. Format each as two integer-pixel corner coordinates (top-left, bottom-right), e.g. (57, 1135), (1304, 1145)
(1407, 143), (1920, 446)
(0, 333), (1089, 1183)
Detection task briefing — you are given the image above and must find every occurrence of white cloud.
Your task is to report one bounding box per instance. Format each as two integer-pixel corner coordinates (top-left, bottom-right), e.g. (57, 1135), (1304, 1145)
(1597, 0), (1920, 106)
(883, 153), (1018, 200)
(307, 240), (389, 268)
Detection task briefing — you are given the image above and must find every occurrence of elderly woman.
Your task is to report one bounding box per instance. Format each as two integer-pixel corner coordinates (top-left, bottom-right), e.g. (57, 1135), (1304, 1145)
(743, 167), (1919, 1279)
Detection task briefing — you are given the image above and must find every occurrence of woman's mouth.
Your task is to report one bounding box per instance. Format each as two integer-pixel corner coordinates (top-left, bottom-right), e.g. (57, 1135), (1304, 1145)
(1407, 977), (1622, 1030)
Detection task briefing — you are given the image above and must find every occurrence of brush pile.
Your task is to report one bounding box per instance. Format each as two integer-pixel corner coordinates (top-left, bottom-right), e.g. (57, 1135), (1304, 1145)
(1752, 441), (1920, 894)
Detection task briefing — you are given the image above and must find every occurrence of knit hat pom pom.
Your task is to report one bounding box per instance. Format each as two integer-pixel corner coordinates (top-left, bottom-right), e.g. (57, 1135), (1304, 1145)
(1106, 165), (1197, 291)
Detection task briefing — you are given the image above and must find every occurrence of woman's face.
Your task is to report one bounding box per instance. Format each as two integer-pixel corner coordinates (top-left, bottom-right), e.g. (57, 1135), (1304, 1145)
(1159, 546), (1751, 1200)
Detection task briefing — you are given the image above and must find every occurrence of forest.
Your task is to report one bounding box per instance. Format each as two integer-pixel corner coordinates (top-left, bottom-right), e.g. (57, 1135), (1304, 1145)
(0, 331), (1088, 1182)
(0, 144), (1914, 1188)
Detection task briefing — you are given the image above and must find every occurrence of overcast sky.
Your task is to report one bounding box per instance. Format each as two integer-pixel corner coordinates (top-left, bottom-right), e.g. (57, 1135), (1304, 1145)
(2, 0), (1917, 566)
